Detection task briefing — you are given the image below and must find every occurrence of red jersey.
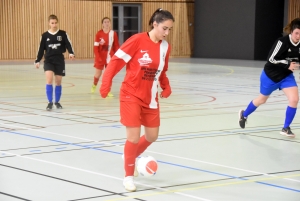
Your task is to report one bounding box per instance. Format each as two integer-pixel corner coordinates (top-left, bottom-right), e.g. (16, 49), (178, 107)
(94, 30), (119, 64)
(100, 32), (171, 109)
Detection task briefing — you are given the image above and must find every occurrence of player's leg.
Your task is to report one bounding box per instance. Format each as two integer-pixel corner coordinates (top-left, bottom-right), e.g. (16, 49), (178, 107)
(136, 106), (160, 158)
(239, 70), (274, 128)
(239, 94), (270, 127)
(53, 59), (65, 109)
(121, 101), (142, 192)
(91, 62), (104, 93)
(280, 74), (298, 137)
(44, 63), (55, 110)
(54, 75), (63, 109)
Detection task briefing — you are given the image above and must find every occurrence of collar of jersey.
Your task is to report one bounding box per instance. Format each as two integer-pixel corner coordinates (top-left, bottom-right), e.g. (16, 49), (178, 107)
(289, 34), (300, 46)
(48, 29), (60, 35)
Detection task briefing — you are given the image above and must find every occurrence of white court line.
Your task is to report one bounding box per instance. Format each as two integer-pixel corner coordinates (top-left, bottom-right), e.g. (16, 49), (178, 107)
(0, 150), (212, 201)
(1, 122), (299, 183)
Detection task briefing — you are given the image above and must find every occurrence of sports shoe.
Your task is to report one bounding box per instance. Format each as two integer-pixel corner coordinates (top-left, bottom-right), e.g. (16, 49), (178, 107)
(280, 127), (295, 138)
(107, 92), (114, 97)
(91, 85), (96, 93)
(123, 176), (136, 192)
(239, 110), (247, 129)
(122, 154), (139, 177)
(55, 102), (63, 109)
(46, 102), (53, 111)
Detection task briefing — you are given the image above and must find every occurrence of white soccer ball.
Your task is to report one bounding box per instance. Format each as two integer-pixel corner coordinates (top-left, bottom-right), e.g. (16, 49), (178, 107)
(137, 156), (158, 177)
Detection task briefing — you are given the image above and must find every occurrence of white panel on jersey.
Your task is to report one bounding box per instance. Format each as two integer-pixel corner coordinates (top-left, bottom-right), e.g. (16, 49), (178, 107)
(94, 42), (100, 46)
(115, 49), (132, 63)
(106, 30), (114, 63)
(269, 41), (288, 65)
(66, 33), (75, 54)
(149, 40), (169, 109)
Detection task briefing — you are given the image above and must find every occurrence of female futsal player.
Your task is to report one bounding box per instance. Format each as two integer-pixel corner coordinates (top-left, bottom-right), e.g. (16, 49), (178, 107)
(35, 14), (75, 110)
(100, 8), (174, 191)
(91, 17), (119, 97)
(239, 18), (300, 138)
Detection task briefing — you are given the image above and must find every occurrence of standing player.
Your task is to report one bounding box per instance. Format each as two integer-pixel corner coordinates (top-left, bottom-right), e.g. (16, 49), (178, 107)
(100, 8), (174, 192)
(35, 14), (75, 110)
(91, 17), (119, 97)
(239, 18), (300, 137)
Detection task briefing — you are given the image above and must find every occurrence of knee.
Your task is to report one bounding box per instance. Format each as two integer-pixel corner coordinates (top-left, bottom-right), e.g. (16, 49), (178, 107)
(55, 80), (62, 86)
(146, 135), (158, 143)
(289, 97), (299, 106)
(127, 136), (140, 144)
(254, 98), (267, 106)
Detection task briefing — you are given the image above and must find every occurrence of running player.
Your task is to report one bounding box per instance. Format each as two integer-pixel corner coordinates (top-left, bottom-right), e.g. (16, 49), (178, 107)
(35, 14), (75, 110)
(91, 17), (119, 97)
(100, 8), (174, 191)
(239, 18), (300, 137)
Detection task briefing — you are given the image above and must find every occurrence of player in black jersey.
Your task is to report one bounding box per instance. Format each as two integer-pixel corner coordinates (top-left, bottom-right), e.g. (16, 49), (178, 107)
(239, 18), (300, 137)
(34, 14), (75, 110)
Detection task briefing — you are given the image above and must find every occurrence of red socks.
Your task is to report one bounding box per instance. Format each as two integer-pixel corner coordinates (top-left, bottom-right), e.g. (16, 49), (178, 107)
(136, 135), (152, 158)
(124, 140), (138, 177)
(124, 136), (152, 177)
(93, 77), (99, 86)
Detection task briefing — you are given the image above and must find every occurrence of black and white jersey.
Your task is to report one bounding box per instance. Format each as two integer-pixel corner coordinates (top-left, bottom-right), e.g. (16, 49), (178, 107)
(264, 34), (300, 82)
(35, 29), (75, 63)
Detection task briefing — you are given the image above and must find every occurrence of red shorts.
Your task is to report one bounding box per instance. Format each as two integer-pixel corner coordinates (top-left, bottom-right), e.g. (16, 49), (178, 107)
(94, 61), (107, 70)
(120, 101), (160, 127)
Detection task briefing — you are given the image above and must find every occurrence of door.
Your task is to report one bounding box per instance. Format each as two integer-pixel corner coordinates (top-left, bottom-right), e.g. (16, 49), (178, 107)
(113, 4), (142, 44)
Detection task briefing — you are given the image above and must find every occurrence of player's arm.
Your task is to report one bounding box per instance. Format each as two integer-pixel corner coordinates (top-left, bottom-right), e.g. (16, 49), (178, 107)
(100, 35), (138, 98)
(112, 32), (120, 53)
(64, 32), (75, 59)
(159, 45), (171, 98)
(34, 35), (46, 68)
(268, 39), (293, 70)
(93, 32), (101, 62)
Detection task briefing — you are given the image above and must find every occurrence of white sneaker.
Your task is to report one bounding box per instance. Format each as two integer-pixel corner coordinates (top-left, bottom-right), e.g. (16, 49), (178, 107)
(122, 154), (139, 177)
(123, 176), (136, 192)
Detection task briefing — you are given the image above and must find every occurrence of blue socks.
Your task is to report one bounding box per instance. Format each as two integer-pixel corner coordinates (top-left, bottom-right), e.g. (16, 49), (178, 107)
(284, 106), (297, 128)
(46, 84), (53, 103)
(46, 85), (62, 103)
(55, 85), (62, 103)
(243, 101), (257, 117)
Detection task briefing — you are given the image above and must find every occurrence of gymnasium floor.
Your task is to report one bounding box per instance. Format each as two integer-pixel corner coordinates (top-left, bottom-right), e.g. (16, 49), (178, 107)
(0, 58), (299, 201)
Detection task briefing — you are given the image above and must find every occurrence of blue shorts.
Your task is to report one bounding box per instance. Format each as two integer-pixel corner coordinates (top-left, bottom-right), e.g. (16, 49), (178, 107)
(260, 70), (297, 96)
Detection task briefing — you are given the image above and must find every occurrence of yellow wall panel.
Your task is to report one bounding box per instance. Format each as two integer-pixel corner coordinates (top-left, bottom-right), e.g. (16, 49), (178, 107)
(0, 0), (194, 59)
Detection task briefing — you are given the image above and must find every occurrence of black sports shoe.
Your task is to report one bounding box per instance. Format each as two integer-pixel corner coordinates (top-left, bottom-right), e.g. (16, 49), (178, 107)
(280, 127), (295, 138)
(46, 102), (53, 111)
(239, 110), (247, 129)
(55, 102), (63, 109)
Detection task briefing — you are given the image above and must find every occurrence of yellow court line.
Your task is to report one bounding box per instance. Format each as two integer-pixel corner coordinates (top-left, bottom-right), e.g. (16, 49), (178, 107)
(213, 65), (235, 76)
(106, 174), (300, 201)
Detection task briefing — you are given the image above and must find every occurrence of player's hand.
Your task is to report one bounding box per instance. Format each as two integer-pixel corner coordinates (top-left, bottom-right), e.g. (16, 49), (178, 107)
(160, 87), (172, 98)
(35, 62), (40, 69)
(289, 62), (299, 71)
(69, 54), (75, 60)
(100, 91), (108, 98)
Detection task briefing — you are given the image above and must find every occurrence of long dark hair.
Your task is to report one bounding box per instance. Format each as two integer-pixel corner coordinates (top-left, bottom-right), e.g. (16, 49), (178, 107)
(149, 8), (174, 29)
(283, 18), (300, 35)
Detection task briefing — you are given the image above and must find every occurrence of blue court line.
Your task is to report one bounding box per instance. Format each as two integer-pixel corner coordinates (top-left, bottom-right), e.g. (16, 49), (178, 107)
(55, 147), (67, 150)
(0, 129), (299, 192)
(256, 182), (300, 193)
(29, 150), (41, 152)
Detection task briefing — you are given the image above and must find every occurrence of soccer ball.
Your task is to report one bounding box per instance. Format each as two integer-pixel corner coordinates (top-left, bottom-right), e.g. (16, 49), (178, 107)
(137, 156), (158, 177)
